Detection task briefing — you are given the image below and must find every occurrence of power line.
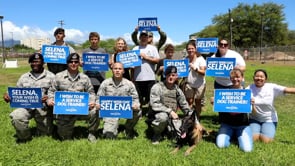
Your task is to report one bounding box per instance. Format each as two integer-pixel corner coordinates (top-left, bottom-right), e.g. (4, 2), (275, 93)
(57, 20), (65, 28)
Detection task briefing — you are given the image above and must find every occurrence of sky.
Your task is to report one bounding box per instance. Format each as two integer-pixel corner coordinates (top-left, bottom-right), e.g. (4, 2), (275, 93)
(0, 0), (294, 45)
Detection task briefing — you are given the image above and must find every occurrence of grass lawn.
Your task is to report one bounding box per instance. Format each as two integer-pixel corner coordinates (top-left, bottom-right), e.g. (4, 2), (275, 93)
(0, 59), (294, 165)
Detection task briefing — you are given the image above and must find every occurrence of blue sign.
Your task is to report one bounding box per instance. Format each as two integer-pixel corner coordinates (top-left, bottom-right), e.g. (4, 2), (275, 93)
(213, 89), (251, 113)
(99, 96), (133, 119)
(116, 50), (141, 68)
(82, 53), (109, 71)
(54, 91), (89, 115)
(8, 87), (43, 108)
(206, 57), (236, 77)
(138, 17), (158, 31)
(42, 45), (70, 64)
(196, 38), (218, 53)
(163, 59), (189, 78)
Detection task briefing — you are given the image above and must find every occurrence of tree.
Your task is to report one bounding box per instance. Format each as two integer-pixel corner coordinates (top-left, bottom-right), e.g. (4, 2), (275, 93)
(80, 38), (116, 54)
(196, 2), (288, 48)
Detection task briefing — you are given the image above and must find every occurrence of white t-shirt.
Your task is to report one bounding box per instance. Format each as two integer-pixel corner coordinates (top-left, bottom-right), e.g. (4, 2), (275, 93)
(212, 49), (246, 86)
(247, 83), (285, 122)
(187, 55), (206, 88)
(133, 44), (159, 81)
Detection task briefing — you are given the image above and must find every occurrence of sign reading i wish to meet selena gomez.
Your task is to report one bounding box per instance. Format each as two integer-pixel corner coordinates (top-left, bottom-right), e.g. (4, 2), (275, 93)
(206, 57), (236, 77)
(99, 96), (133, 119)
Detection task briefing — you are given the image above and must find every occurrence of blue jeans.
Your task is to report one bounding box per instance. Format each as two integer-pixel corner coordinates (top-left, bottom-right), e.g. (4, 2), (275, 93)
(216, 123), (253, 152)
(249, 119), (277, 139)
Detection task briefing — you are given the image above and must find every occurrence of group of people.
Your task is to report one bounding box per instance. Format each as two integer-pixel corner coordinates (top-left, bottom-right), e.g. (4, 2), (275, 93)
(3, 28), (295, 154)
(211, 39), (295, 152)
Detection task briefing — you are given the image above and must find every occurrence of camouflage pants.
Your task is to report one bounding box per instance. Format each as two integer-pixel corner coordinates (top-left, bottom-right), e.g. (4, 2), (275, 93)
(151, 112), (181, 135)
(55, 107), (99, 140)
(103, 111), (140, 136)
(9, 108), (53, 140)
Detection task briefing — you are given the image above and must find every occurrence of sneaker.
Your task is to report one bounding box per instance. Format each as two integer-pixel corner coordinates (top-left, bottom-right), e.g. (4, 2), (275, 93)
(152, 140), (160, 145)
(88, 133), (97, 143)
(151, 134), (162, 145)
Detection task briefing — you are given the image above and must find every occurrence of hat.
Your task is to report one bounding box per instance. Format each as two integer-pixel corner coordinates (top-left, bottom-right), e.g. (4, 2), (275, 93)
(148, 31), (153, 37)
(67, 53), (80, 63)
(28, 53), (44, 63)
(165, 66), (177, 76)
(54, 28), (65, 36)
(139, 30), (149, 37)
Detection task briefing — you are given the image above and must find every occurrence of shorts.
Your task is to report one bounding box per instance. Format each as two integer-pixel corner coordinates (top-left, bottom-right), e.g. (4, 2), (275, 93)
(183, 83), (206, 100)
(249, 119), (277, 139)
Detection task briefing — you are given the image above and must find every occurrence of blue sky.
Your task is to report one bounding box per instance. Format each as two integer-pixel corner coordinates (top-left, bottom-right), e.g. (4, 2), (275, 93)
(0, 0), (294, 45)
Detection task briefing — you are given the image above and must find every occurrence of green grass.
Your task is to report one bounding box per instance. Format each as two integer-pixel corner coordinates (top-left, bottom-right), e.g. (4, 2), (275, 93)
(0, 60), (295, 165)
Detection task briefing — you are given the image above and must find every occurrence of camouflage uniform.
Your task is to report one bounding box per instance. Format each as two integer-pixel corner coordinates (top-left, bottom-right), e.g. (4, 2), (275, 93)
(149, 82), (193, 138)
(97, 77), (140, 138)
(9, 70), (55, 140)
(48, 70), (97, 140)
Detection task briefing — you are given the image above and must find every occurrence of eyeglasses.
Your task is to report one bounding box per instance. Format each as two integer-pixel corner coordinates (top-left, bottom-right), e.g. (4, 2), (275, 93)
(219, 43), (228, 47)
(69, 61), (79, 64)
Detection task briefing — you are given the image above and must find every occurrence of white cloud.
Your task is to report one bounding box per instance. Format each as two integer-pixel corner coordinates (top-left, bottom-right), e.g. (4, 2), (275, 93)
(1, 21), (183, 45)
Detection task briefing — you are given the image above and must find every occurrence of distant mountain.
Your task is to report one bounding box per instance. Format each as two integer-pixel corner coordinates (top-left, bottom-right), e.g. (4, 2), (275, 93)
(2, 40), (21, 47)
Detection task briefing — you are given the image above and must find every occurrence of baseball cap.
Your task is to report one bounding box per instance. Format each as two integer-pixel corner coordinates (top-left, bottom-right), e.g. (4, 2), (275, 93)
(28, 53), (44, 63)
(54, 28), (65, 36)
(165, 66), (177, 76)
(67, 53), (80, 63)
(140, 30), (149, 37)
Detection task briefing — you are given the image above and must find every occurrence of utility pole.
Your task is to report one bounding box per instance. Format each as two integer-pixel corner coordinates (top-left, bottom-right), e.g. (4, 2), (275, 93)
(0, 16), (5, 63)
(260, 12), (264, 61)
(10, 32), (13, 52)
(58, 20), (65, 28)
(229, 9), (233, 47)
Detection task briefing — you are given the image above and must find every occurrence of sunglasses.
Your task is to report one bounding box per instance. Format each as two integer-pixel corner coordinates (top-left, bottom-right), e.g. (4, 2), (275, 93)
(219, 43), (228, 47)
(69, 61), (79, 64)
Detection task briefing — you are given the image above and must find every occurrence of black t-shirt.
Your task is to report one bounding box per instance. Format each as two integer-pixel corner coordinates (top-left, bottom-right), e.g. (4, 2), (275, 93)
(219, 112), (249, 126)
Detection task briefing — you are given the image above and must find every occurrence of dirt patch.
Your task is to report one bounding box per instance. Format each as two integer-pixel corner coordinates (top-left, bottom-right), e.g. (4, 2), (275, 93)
(265, 51), (295, 61)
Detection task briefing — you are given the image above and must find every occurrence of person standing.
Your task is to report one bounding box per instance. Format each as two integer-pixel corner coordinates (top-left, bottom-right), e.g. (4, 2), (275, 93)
(181, 41), (206, 120)
(3, 53), (55, 143)
(47, 53), (98, 142)
(148, 66), (203, 144)
(96, 62), (140, 139)
(155, 44), (175, 82)
(212, 69), (254, 152)
(247, 69), (295, 143)
(212, 39), (246, 89)
(109, 37), (131, 80)
(83, 32), (106, 94)
(47, 28), (76, 74)
(131, 25), (167, 51)
(132, 30), (160, 109)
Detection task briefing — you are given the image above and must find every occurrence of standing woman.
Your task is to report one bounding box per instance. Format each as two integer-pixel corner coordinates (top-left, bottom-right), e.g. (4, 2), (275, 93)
(109, 37), (131, 80)
(212, 39), (246, 89)
(182, 40), (206, 120)
(247, 69), (295, 143)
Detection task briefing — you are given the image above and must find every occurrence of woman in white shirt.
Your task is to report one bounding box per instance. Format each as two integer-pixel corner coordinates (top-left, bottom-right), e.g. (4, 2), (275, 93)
(247, 69), (295, 143)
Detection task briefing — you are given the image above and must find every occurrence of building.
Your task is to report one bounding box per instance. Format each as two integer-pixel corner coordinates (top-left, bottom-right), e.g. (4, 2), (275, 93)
(21, 37), (51, 50)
